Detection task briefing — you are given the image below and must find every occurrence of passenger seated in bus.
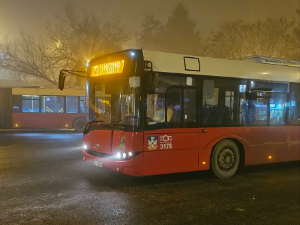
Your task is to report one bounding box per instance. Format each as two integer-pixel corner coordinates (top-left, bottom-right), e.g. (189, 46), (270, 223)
(166, 92), (182, 123)
(153, 98), (173, 122)
(169, 101), (180, 123)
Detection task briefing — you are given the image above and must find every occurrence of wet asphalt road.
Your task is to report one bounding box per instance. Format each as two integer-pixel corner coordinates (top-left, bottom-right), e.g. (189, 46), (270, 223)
(0, 131), (299, 225)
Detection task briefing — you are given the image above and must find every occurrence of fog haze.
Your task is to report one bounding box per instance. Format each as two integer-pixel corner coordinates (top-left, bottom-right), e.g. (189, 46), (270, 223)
(0, 0), (298, 40)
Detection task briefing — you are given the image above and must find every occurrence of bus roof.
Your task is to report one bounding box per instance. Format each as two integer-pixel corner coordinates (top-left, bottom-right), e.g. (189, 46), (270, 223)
(142, 50), (300, 83)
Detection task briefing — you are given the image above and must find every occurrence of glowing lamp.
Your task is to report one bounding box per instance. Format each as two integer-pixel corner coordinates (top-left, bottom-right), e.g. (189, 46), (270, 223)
(116, 152), (121, 159)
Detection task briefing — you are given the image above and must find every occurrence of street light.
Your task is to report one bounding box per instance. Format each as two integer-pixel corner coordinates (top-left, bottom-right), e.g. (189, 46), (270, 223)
(55, 40), (62, 49)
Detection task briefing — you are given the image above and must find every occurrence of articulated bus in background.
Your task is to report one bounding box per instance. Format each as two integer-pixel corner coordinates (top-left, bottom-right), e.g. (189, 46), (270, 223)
(61, 49), (299, 178)
(12, 88), (86, 132)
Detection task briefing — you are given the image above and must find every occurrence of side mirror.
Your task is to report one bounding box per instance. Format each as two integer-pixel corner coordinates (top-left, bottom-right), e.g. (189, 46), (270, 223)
(58, 71), (66, 90)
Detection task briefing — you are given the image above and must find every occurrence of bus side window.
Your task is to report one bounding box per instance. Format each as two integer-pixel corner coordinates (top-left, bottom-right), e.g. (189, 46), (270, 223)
(66, 96), (79, 113)
(202, 87), (219, 126)
(22, 95), (40, 113)
(41, 96), (64, 113)
(270, 93), (288, 125)
(12, 95), (22, 113)
(183, 88), (196, 123)
(79, 96), (85, 113)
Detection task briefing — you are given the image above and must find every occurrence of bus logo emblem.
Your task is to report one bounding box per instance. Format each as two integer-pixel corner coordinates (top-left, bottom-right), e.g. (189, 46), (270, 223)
(160, 135), (172, 149)
(147, 136), (158, 150)
(94, 144), (100, 150)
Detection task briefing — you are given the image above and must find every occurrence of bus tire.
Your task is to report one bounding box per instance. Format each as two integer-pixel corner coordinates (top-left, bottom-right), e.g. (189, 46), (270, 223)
(211, 139), (240, 179)
(73, 117), (85, 132)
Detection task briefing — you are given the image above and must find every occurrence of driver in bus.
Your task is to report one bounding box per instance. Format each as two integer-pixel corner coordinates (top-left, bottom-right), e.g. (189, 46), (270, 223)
(153, 98), (173, 122)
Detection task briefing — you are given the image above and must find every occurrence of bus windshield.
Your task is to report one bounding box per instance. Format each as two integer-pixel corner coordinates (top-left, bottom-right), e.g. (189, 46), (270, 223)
(85, 76), (141, 130)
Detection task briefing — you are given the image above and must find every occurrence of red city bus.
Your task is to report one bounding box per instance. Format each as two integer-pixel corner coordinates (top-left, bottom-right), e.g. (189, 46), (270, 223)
(12, 88), (86, 131)
(67, 49), (299, 178)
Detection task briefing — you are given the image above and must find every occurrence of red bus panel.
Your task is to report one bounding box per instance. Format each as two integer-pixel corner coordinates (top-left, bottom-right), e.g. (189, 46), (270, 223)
(12, 113), (84, 129)
(83, 126), (300, 176)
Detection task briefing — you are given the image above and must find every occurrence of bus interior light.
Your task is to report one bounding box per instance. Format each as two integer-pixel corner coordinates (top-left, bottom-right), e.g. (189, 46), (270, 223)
(130, 52), (135, 56)
(268, 156), (272, 159)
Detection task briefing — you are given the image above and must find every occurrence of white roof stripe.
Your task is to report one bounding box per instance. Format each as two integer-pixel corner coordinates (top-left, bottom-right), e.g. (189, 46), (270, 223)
(142, 50), (300, 83)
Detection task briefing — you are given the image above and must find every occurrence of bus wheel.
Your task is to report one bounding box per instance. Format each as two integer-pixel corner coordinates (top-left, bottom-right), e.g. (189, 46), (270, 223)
(211, 139), (240, 179)
(73, 118), (84, 132)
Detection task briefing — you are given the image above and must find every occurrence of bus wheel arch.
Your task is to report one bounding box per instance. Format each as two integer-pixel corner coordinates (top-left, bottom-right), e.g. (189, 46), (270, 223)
(210, 138), (244, 179)
(72, 117), (85, 132)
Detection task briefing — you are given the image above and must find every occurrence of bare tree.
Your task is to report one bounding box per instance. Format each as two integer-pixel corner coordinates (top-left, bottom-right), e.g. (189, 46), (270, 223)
(204, 17), (298, 60)
(44, 5), (129, 73)
(0, 31), (59, 84)
(0, 4), (129, 85)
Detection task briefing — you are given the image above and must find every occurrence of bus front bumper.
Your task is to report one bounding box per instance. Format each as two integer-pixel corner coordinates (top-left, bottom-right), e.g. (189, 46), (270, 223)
(82, 150), (143, 176)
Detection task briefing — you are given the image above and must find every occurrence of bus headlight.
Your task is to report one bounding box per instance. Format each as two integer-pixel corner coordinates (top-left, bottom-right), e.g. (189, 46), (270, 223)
(83, 144), (87, 150)
(116, 152), (121, 159)
(115, 152), (135, 160)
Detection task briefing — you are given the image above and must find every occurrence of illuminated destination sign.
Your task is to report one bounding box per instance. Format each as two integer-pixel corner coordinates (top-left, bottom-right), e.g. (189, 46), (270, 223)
(91, 60), (125, 77)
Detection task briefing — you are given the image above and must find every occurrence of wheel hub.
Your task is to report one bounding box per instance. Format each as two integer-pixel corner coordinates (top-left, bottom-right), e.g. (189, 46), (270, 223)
(218, 147), (235, 170)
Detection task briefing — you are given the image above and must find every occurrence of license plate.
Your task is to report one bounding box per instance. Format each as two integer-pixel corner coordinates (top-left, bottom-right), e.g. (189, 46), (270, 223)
(93, 160), (103, 167)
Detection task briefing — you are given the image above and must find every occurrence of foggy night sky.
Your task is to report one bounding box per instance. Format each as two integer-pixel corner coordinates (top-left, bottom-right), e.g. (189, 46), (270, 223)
(0, 0), (299, 42)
